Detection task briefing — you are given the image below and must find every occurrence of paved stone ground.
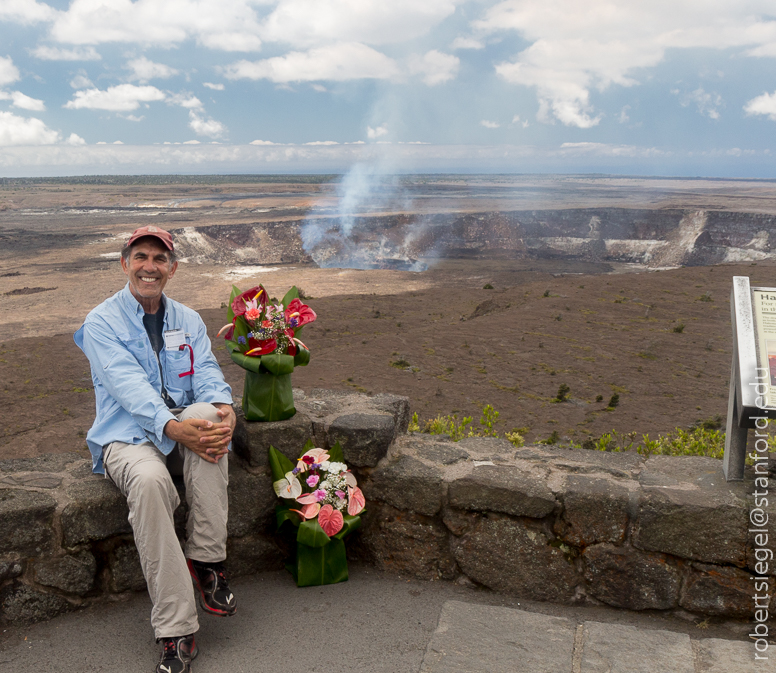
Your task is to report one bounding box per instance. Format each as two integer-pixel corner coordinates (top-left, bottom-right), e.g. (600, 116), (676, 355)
(0, 566), (767, 673)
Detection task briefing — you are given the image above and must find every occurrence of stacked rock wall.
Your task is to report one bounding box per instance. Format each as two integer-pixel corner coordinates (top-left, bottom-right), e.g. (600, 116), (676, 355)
(0, 390), (770, 626)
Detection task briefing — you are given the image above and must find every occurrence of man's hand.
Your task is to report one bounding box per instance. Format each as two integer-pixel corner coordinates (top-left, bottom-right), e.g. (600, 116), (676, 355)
(213, 403), (236, 433)
(164, 417), (231, 464)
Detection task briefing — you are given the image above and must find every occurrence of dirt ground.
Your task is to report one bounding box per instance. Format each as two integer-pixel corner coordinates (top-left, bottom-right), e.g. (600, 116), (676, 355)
(2, 256), (773, 461)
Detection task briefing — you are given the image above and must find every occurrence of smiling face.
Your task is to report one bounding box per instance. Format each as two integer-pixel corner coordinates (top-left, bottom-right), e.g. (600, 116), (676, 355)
(120, 237), (177, 313)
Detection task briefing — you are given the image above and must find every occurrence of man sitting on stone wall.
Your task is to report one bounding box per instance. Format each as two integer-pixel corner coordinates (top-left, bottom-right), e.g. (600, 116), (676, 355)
(74, 225), (237, 673)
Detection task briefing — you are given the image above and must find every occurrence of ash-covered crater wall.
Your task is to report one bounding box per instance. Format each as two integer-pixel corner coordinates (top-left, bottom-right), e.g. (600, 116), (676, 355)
(167, 208), (776, 269)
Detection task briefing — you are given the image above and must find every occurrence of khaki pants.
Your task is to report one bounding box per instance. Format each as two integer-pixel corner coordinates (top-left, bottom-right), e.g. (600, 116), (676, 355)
(104, 403), (229, 639)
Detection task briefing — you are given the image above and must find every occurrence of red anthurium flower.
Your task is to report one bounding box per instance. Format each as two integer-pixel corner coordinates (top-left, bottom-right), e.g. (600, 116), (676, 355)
(244, 337), (276, 357)
(232, 285), (267, 318)
(285, 299), (317, 329)
(285, 329), (297, 356)
(318, 504), (344, 536)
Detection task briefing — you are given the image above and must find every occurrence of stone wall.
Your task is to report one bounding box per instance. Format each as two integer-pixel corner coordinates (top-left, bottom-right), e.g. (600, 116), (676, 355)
(0, 389), (771, 626)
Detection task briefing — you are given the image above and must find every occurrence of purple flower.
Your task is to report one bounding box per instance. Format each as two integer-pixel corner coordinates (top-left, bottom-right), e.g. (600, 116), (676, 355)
(292, 467), (300, 475)
(290, 318), (299, 328)
(311, 463), (320, 470)
(237, 336), (246, 345)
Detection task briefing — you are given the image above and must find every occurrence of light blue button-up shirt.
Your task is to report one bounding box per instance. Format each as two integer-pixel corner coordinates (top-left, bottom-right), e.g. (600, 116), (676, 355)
(74, 284), (233, 474)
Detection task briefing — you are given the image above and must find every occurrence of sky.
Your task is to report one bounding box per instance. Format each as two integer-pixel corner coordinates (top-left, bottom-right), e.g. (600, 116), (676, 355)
(1, 0), (776, 177)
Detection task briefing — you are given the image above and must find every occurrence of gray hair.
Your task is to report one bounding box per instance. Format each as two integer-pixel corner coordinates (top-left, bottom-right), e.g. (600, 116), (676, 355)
(121, 238), (177, 265)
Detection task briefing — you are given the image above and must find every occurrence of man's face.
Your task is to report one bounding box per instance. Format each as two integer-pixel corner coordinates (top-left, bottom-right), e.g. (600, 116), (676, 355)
(120, 238), (177, 304)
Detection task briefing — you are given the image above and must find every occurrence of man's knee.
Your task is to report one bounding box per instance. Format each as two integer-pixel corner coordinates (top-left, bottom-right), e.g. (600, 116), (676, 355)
(126, 459), (179, 511)
(177, 402), (221, 424)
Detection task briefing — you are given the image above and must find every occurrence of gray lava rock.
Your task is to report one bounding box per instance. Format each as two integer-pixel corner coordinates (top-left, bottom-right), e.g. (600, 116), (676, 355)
(0, 473), (63, 489)
(0, 488), (56, 554)
(327, 413), (396, 467)
(679, 562), (753, 618)
(108, 543), (146, 593)
(1, 583), (73, 625)
(232, 406), (314, 467)
(364, 454), (444, 516)
(35, 551), (96, 596)
(369, 393), (411, 437)
(227, 461), (275, 537)
(61, 478), (130, 547)
(356, 503), (456, 580)
(632, 486), (747, 565)
(582, 543), (680, 610)
(448, 465), (556, 519)
(416, 443), (469, 465)
(0, 453), (82, 474)
(452, 514), (581, 602)
(554, 476), (630, 546)
(0, 555), (23, 582)
(226, 534), (284, 577)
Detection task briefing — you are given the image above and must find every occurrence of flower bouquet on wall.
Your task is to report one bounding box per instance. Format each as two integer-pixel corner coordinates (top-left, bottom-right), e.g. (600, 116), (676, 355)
(217, 284), (316, 422)
(269, 441), (365, 587)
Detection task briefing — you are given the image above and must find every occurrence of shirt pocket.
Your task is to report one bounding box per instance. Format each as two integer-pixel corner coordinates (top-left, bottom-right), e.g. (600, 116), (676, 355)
(166, 351), (194, 393)
(124, 336), (152, 368)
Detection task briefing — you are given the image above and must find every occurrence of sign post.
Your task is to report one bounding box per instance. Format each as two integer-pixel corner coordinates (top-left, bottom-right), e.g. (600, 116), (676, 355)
(724, 276), (776, 480)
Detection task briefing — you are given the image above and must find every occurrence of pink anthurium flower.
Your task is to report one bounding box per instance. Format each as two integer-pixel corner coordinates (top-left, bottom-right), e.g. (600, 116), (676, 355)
(347, 486), (365, 516)
(343, 471), (357, 488)
(285, 298), (317, 328)
(290, 502), (322, 520)
(273, 472), (302, 500)
(245, 337), (276, 356)
(296, 492), (319, 505)
(302, 448), (330, 465)
(318, 504), (344, 536)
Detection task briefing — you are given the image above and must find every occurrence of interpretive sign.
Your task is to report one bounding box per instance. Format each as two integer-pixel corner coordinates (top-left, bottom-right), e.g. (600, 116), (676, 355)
(724, 276), (776, 480)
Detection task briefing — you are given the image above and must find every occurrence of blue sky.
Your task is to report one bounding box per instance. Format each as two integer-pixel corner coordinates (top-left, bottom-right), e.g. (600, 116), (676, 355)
(1, 0), (776, 177)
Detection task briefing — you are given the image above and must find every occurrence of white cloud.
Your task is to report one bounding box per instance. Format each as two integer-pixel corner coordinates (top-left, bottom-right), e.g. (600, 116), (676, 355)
(367, 125), (388, 139)
(305, 140), (338, 145)
(64, 84), (167, 111)
(619, 105), (631, 124)
(510, 114), (528, 128)
(0, 57), (20, 87)
(31, 46), (102, 61)
(223, 42), (399, 82)
(66, 133), (86, 145)
(70, 74), (94, 89)
(188, 110), (226, 138)
(167, 93), (202, 109)
(0, 0), (55, 24)
(451, 36), (484, 50)
(10, 91), (45, 111)
(203, 82), (225, 90)
(475, 0), (776, 128)
(123, 114), (145, 122)
(744, 91), (776, 121)
(0, 111), (59, 145)
(51, 0), (263, 51)
(126, 56), (179, 82)
(408, 50), (459, 86)
(558, 141), (666, 158)
(480, 120), (500, 129)
(250, 139), (276, 145)
(113, 140), (123, 144)
(675, 87), (722, 119)
(183, 139), (200, 144)
(260, 0), (457, 48)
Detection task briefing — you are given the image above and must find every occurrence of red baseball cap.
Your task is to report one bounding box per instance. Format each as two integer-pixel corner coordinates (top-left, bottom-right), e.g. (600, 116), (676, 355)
(126, 225), (174, 251)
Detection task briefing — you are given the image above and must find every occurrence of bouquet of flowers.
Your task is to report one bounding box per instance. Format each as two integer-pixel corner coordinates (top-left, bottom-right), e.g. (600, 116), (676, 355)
(217, 284), (316, 421)
(269, 441), (365, 586)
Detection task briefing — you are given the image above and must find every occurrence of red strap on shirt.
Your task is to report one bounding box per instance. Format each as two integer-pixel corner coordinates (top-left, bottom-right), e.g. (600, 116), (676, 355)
(178, 344), (194, 377)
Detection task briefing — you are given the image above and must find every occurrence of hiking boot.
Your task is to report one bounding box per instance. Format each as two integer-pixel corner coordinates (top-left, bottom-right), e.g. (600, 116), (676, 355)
(187, 559), (236, 617)
(156, 634), (197, 673)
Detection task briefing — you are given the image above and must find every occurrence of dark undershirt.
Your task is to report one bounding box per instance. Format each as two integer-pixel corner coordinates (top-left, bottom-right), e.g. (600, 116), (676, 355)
(142, 307), (176, 409)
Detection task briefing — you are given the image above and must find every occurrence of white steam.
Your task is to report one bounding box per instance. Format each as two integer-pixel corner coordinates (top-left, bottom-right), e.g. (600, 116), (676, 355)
(300, 161), (428, 271)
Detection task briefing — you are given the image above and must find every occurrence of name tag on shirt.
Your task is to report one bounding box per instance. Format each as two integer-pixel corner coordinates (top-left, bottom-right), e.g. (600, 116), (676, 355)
(163, 329), (187, 351)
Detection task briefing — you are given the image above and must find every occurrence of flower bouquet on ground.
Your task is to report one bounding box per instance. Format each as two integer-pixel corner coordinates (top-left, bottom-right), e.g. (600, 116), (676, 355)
(217, 284), (316, 422)
(269, 441), (365, 587)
